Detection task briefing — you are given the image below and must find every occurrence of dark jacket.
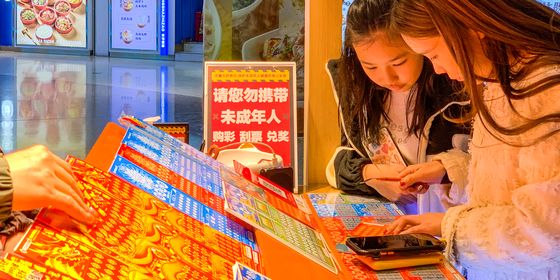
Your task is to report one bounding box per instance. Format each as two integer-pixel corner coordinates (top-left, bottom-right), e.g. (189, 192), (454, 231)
(325, 59), (472, 213)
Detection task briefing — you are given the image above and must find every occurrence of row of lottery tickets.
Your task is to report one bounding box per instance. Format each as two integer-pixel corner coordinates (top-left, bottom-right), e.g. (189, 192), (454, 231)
(0, 157), (264, 280)
(112, 117), (336, 273)
(108, 116), (461, 279)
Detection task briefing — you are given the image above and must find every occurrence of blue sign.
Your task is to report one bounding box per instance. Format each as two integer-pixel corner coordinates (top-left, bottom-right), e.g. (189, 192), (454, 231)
(159, 0), (168, 55)
(0, 0), (13, 46)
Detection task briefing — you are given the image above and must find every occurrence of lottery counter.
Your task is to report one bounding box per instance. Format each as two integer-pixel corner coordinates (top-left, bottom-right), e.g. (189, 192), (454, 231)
(0, 121), (463, 279)
(84, 122), (463, 280)
(84, 122), (338, 280)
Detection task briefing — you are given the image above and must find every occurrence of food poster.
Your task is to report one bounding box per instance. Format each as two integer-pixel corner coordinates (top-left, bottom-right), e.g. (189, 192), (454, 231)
(15, 59), (87, 158)
(16, 0), (87, 48)
(204, 0), (304, 97)
(111, 0), (157, 50)
(204, 0), (232, 61)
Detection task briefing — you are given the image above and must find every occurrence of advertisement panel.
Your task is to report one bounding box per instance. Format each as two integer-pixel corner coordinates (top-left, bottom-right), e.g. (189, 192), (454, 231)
(204, 62), (297, 188)
(111, 0), (157, 51)
(203, 0), (304, 99)
(15, 0), (88, 48)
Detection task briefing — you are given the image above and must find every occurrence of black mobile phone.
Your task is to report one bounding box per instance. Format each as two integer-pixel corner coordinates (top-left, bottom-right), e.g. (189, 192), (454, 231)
(346, 233), (446, 258)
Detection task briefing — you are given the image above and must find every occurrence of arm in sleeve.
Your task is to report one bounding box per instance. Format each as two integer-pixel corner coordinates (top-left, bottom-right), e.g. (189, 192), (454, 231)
(0, 152), (14, 222)
(431, 148), (470, 207)
(442, 85), (560, 270)
(332, 148), (379, 196)
(442, 178), (560, 270)
(442, 141), (560, 270)
(325, 114), (375, 194)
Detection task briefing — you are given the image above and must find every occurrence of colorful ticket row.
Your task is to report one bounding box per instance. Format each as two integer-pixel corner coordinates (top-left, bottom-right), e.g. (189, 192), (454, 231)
(122, 127), (224, 197)
(118, 144), (226, 214)
(120, 116), (317, 234)
(120, 116), (222, 170)
(110, 155), (257, 250)
(0, 157), (263, 279)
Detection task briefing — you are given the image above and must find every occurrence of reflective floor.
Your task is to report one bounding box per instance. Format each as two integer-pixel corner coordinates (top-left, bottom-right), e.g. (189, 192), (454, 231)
(0, 51), (204, 159)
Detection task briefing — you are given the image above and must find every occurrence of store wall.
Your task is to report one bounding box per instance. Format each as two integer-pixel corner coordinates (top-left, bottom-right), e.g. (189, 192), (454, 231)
(176, 0), (203, 44)
(0, 0), (13, 46)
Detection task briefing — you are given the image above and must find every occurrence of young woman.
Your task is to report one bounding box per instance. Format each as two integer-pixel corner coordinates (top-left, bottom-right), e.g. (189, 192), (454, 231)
(327, 0), (471, 214)
(387, 0), (560, 278)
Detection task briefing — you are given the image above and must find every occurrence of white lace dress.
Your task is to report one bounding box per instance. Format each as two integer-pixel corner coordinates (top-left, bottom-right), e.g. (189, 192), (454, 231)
(441, 67), (560, 280)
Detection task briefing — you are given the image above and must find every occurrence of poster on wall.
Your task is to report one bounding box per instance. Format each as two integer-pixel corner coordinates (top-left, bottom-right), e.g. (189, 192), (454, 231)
(15, 0), (88, 48)
(111, 0), (157, 50)
(204, 0), (304, 100)
(204, 61), (297, 189)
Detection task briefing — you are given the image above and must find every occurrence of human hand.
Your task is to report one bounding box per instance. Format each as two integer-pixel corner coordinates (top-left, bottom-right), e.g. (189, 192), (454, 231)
(398, 161), (446, 193)
(385, 213), (444, 236)
(363, 164), (414, 203)
(363, 163), (404, 181)
(5, 145), (95, 224)
(366, 178), (417, 203)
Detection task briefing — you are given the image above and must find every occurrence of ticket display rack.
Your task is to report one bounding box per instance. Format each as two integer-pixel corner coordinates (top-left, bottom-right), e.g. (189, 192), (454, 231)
(0, 119), (463, 279)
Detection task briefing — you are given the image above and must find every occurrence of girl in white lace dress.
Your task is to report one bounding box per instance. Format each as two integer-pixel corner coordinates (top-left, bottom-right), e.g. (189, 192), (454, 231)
(386, 0), (560, 279)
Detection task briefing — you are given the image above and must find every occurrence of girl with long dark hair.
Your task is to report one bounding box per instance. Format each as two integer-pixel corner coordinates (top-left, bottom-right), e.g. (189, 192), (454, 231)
(328, 0), (470, 214)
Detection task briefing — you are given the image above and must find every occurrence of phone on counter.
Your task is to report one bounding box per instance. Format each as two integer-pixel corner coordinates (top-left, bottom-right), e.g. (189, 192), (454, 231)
(345, 233), (445, 258)
(355, 252), (444, 270)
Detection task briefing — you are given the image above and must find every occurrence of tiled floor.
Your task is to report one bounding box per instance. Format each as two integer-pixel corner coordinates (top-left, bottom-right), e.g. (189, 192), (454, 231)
(0, 51), (204, 159)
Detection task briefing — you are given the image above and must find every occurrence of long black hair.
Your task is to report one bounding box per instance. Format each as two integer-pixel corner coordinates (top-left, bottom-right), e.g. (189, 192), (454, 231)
(339, 0), (462, 150)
